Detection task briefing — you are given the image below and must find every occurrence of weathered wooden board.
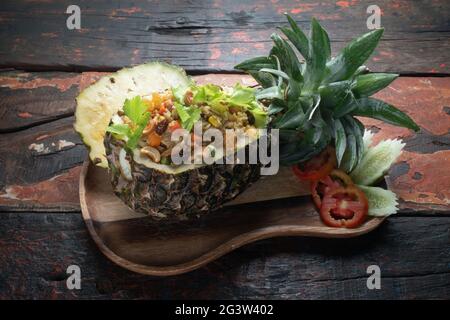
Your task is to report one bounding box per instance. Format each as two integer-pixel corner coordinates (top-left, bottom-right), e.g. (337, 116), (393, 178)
(0, 0), (449, 74)
(79, 161), (384, 276)
(0, 0), (448, 301)
(0, 73), (448, 213)
(0, 211), (448, 299)
(0, 71), (81, 132)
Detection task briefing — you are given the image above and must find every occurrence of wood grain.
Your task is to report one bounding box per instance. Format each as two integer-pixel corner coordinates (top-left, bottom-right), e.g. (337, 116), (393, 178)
(79, 161), (383, 276)
(0, 0), (449, 74)
(0, 0), (448, 300)
(0, 211), (448, 299)
(0, 73), (448, 213)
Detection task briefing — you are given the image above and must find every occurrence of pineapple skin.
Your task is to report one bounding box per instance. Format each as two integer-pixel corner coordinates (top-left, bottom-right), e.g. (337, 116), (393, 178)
(104, 133), (261, 222)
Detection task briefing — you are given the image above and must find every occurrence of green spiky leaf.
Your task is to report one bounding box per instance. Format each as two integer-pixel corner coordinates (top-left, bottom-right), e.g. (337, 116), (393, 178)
(352, 73), (398, 97)
(256, 86), (283, 100)
(270, 33), (303, 80)
(319, 80), (352, 109)
(249, 70), (277, 88)
(273, 101), (305, 129)
(333, 118), (347, 166)
(282, 14), (309, 59)
(267, 98), (287, 115)
(352, 98), (420, 131)
(233, 16), (418, 169)
(325, 28), (384, 83)
(234, 56), (275, 71)
(303, 18), (329, 92)
(339, 117), (358, 172)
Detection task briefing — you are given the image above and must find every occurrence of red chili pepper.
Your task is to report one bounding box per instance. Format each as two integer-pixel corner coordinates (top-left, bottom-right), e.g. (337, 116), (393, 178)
(292, 146), (337, 181)
(319, 186), (368, 228)
(311, 169), (354, 209)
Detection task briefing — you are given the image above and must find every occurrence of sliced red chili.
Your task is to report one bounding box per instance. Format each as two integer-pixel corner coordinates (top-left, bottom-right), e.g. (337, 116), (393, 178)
(311, 169), (354, 209)
(292, 146), (336, 181)
(292, 146), (337, 181)
(319, 186), (368, 228)
(168, 120), (181, 132)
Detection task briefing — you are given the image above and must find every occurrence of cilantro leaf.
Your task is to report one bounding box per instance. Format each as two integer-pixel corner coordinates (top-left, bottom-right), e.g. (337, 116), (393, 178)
(184, 108), (201, 132)
(248, 103), (268, 128)
(127, 112), (151, 149)
(123, 96), (148, 124)
(106, 96), (151, 150)
(192, 84), (223, 105)
(228, 84), (255, 106)
(106, 124), (131, 137)
(175, 102), (190, 123)
(172, 86), (188, 103)
(175, 102), (201, 132)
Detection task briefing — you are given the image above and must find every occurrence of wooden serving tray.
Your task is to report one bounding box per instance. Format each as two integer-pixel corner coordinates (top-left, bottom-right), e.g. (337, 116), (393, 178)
(80, 161), (384, 276)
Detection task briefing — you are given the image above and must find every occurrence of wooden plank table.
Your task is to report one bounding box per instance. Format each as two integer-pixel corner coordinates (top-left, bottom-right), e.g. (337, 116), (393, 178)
(0, 0), (449, 299)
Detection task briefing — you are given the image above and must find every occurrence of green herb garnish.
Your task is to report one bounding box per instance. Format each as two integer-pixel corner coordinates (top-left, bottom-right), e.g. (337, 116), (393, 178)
(174, 102), (202, 132)
(106, 96), (150, 149)
(177, 83), (268, 128)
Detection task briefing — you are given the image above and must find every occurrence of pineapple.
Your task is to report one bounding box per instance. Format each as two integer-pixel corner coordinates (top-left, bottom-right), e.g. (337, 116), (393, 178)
(235, 15), (419, 171)
(105, 133), (260, 221)
(74, 62), (262, 222)
(75, 62), (193, 168)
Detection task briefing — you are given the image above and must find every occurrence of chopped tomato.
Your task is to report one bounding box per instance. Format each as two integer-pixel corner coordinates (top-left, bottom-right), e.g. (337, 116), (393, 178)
(311, 169), (354, 209)
(158, 105), (167, 115)
(168, 120), (181, 132)
(147, 132), (161, 147)
(319, 186), (368, 228)
(292, 146), (337, 181)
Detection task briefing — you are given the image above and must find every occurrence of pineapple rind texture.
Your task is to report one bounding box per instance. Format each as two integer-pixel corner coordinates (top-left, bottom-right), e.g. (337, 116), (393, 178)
(74, 62), (193, 168)
(105, 133), (261, 222)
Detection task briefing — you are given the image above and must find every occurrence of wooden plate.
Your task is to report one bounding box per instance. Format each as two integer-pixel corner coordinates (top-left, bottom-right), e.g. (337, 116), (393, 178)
(80, 161), (384, 276)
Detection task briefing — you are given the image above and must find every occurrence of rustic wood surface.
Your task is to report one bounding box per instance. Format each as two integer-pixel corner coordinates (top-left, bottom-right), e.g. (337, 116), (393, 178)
(0, 0), (449, 74)
(80, 161), (383, 276)
(0, 0), (449, 299)
(1, 212), (448, 299)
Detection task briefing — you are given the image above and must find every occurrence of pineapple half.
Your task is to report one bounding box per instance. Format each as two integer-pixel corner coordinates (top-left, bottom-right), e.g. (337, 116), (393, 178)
(75, 62), (193, 168)
(75, 62), (262, 221)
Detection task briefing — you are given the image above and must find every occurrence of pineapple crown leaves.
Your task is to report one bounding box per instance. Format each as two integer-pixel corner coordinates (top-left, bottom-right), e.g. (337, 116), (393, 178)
(235, 14), (419, 169)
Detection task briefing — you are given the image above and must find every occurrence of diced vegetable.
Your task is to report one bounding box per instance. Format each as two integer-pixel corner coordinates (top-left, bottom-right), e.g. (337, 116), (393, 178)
(179, 83), (268, 128)
(75, 62), (192, 167)
(147, 132), (161, 147)
(208, 115), (222, 128)
(168, 120), (181, 132)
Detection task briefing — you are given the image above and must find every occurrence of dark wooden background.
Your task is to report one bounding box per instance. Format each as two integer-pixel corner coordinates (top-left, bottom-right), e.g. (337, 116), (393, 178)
(0, 0), (449, 299)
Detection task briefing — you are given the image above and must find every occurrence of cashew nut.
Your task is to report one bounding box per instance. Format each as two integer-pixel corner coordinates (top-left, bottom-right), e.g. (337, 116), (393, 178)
(140, 146), (161, 163)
